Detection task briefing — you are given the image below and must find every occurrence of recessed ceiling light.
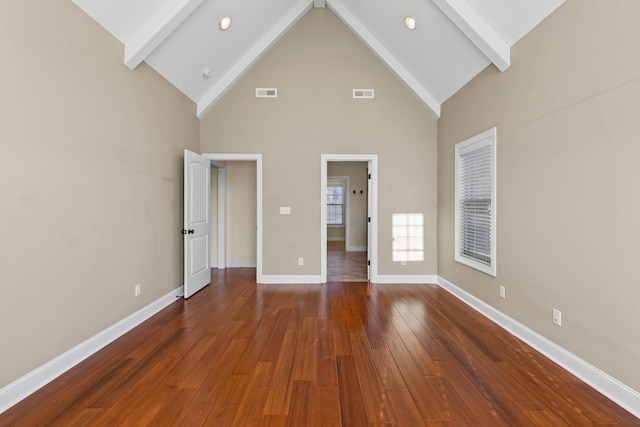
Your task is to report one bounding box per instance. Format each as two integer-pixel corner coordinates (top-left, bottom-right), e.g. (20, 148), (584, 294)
(219, 16), (231, 31)
(405, 16), (416, 30)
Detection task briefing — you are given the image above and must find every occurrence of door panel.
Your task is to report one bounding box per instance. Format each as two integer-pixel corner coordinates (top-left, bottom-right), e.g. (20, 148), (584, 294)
(184, 150), (211, 298)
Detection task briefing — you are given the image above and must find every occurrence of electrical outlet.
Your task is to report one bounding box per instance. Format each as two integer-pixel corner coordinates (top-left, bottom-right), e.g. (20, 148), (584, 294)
(552, 308), (562, 326)
(135, 284), (141, 297)
(298, 257), (304, 266)
(499, 285), (506, 299)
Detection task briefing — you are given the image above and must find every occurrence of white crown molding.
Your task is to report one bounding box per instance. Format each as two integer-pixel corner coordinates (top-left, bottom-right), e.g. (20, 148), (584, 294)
(124, 0), (205, 70)
(436, 276), (640, 418)
(431, 0), (510, 72)
(326, 0), (441, 117)
(0, 287), (183, 415)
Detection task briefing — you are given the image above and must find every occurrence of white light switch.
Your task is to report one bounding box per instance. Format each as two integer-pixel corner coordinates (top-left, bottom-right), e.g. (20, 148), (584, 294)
(280, 207), (291, 215)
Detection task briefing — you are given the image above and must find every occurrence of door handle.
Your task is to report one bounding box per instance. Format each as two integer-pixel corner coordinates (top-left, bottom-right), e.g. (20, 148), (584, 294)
(182, 229), (195, 234)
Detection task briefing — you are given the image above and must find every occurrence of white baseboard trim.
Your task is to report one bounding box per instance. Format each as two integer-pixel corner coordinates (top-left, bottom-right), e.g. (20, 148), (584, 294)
(347, 246), (367, 252)
(226, 261), (257, 268)
(0, 286), (183, 415)
(372, 275), (437, 284)
(436, 276), (640, 419)
(211, 262), (256, 268)
(259, 275), (324, 284)
(327, 237), (345, 242)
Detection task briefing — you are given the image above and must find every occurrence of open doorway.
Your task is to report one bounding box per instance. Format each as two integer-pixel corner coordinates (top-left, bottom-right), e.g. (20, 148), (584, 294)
(204, 153), (263, 283)
(321, 154), (378, 283)
(327, 164), (367, 281)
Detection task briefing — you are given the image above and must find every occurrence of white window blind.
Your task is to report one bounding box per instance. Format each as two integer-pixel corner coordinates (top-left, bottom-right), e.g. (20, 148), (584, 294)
(455, 128), (496, 276)
(326, 181), (345, 225)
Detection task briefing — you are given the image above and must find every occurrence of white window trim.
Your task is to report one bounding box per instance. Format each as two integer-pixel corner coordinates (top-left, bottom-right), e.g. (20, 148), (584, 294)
(454, 127), (497, 276)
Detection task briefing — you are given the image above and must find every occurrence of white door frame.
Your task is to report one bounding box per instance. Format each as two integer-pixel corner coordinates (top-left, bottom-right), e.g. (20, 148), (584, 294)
(203, 153), (263, 283)
(321, 154), (378, 283)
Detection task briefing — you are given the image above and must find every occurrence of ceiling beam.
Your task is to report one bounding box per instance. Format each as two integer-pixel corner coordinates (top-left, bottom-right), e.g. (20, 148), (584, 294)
(314, 0), (326, 7)
(197, 0), (313, 118)
(432, 0), (510, 72)
(124, 0), (205, 70)
(326, 0), (441, 117)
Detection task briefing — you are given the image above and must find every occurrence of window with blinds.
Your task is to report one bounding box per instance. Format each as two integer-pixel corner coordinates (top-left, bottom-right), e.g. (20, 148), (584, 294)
(326, 181), (345, 225)
(454, 128), (496, 276)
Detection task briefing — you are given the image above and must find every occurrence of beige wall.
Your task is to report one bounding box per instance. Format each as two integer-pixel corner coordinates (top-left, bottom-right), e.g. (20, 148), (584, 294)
(0, 1), (199, 388)
(328, 162), (368, 249)
(227, 162), (257, 264)
(438, 0), (640, 391)
(327, 226), (346, 240)
(201, 8), (438, 276)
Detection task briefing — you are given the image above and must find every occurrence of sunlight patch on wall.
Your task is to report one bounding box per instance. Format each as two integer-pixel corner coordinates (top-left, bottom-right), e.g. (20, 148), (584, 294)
(392, 213), (424, 262)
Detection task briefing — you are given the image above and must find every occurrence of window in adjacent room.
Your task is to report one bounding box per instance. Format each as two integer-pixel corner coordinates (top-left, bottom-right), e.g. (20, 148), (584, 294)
(455, 127), (497, 276)
(326, 179), (345, 225)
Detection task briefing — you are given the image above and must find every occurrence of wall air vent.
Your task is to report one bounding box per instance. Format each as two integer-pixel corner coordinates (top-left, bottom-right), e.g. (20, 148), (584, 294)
(353, 89), (374, 99)
(256, 88), (277, 98)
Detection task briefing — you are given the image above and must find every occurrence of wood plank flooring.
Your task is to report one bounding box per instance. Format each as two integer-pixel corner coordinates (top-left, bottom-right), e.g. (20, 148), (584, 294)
(1, 268), (638, 426)
(327, 241), (367, 282)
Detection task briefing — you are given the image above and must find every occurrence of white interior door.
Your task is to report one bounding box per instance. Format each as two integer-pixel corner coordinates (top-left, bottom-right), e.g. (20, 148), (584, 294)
(184, 149), (211, 298)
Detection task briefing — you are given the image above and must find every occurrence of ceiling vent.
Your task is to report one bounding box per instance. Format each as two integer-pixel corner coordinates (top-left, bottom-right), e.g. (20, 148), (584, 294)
(256, 88), (277, 98)
(353, 89), (374, 99)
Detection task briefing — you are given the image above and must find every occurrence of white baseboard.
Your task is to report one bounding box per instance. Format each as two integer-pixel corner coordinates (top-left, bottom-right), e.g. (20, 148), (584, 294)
(0, 286), (183, 415)
(259, 275), (324, 284)
(436, 276), (640, 419)
(347, 246), (367, 252)
(372, 275), (437, 284)
(327, 237), (345, 242)
(211, 261), (257, 268)
(226, 261), (257, 268)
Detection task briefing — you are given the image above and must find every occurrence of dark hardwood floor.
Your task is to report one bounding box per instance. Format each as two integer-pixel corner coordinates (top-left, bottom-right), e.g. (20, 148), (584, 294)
(327, 241), (367, 282)
(1, 268), (638, 426)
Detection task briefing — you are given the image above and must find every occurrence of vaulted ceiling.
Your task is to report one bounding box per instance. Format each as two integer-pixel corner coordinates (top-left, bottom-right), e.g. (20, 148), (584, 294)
(73, 0), (564, 118)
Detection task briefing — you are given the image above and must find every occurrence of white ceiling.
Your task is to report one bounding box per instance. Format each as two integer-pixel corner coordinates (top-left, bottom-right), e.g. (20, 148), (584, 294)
(72, 0), (564, 118)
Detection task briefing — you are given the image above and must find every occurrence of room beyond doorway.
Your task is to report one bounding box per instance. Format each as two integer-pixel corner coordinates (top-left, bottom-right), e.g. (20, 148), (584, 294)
(322, 155), (377, 283)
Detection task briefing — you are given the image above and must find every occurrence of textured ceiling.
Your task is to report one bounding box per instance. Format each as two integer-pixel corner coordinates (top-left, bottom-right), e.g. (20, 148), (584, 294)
(72, 0), (564, 118)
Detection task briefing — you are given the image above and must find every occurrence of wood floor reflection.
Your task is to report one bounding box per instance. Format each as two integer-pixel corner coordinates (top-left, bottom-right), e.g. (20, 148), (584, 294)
(327, 240), (367, 282)
(1, 268), (637, 426)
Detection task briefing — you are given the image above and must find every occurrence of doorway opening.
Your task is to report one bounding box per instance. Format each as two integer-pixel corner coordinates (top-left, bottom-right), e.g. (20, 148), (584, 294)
(205, 153), (263, 283)
(327, 168), (365, 281)
(321, 154), (378, 283)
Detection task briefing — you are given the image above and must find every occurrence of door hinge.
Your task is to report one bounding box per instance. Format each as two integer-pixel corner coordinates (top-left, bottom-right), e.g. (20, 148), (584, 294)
(368, 260), (370, 266)
(368, 217), (371, 223)
(368, 173), (371, 179)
